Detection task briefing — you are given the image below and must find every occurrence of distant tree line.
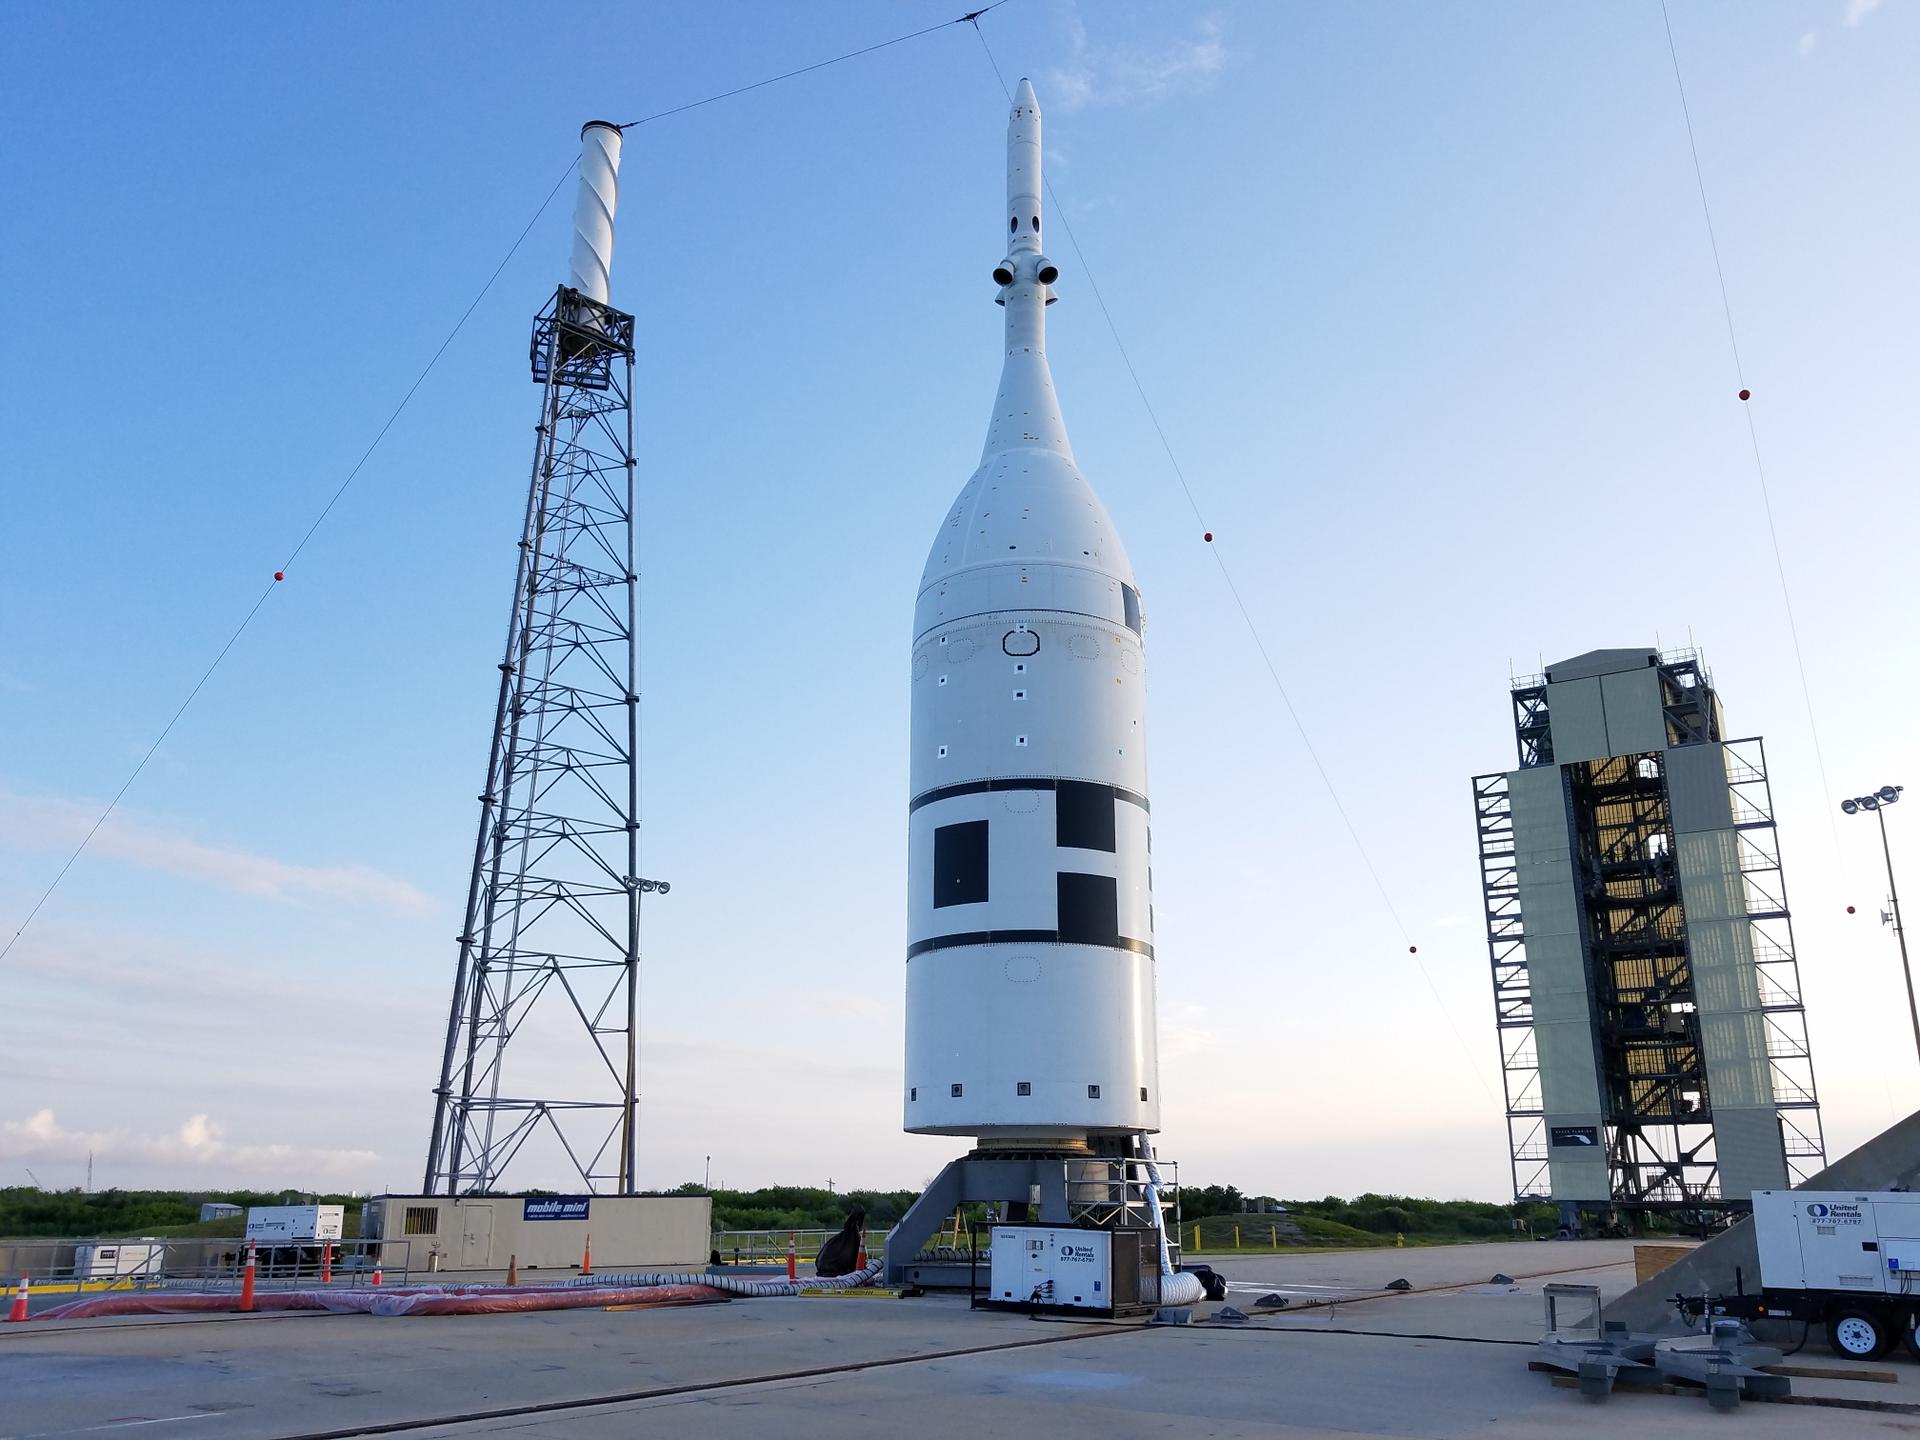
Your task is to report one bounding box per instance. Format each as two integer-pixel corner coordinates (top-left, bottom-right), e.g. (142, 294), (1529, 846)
(0, 1182), (1563, 1241)
(668, 1183), (921, 1232)
(0, 1187), (358, 1238)
(1168, 1185), (1561, 1237)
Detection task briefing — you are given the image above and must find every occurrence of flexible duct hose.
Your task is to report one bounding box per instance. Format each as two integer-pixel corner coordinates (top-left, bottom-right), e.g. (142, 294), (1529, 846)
(1139, 1137), (1206, 1307)
(563, 1257), (887, 1297)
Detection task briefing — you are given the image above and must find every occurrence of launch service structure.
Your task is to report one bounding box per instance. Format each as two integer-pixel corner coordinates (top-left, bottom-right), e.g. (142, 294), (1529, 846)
(424, 121), (667, 1196)
(1472, 648), (1825, 1230)
(887, 82), (1191, 1304)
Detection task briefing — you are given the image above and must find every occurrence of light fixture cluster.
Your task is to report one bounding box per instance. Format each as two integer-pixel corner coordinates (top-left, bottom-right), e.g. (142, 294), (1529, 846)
(1841, 785), (1903, 815)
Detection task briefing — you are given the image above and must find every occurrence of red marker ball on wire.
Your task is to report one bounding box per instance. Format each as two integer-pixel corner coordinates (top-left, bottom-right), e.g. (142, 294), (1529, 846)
(1203, 532), (1213, 543)
(1738, 389), (1750, 401)
(274, 571), (285, 581)
(1847, 905), (1856, 914)
(1408, 945), (1418, 954)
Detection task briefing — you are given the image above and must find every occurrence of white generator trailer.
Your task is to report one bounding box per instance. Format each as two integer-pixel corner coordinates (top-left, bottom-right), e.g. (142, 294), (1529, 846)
(244, 1205), (345, 1245)
(72, 1240), (166, 1280)
(244, 1205), (346, 1270)
(1694, 1190), (1920, 1360)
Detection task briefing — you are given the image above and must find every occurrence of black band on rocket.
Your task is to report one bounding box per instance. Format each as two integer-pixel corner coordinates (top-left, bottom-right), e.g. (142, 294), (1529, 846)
(909, 777), (1149, 816)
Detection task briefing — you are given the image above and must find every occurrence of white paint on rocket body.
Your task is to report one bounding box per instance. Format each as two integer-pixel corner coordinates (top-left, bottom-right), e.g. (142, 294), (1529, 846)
(904, 80), (1159, 1139)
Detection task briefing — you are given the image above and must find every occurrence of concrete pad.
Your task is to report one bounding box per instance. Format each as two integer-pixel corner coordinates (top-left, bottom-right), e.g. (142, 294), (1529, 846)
(0, 1295), (1051, 1440)
(1199, 1239), (1637, 1293)
(0, 1264), (1908, 1440)
(391, 1316), (1893, 1440)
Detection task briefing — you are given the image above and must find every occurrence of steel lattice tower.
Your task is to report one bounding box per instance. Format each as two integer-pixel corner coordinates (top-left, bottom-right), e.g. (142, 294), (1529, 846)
(423, 284), (650, 1195)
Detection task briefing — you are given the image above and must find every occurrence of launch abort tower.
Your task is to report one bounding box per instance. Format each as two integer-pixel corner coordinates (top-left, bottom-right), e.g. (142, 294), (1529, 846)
(423, 123), (659, 1196)
(1471, 648), (1825, 1227)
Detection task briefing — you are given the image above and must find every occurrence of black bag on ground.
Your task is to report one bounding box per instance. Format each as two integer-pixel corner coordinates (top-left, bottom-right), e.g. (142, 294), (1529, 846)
(814, 1209), (867, 1278)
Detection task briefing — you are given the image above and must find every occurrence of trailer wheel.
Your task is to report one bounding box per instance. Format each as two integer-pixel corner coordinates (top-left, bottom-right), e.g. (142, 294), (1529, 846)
(1904, 1313), (1920, 1363)
(1828, 1306), (1894, 1360)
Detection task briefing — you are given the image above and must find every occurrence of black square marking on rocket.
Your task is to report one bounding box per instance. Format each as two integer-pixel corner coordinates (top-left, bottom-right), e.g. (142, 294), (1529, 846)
(1055, 780), (1116, 852)
(1056, 871), (1120, 947)
(1122, 584), (1142, 634)
(933, 820), (989, 908)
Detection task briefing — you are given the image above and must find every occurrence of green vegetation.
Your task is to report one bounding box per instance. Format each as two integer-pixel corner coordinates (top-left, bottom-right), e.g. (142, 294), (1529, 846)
(1, 1182), (1560, 1249)
(668, 1184), (920, 1232)
(0, 1188), (363, 1240)
(1178, 1186), (1562, 1249)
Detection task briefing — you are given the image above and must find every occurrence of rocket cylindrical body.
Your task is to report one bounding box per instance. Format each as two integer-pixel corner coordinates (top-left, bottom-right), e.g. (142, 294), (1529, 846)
(569, 122), (622, 303)
(904, 80), (1158, 1139)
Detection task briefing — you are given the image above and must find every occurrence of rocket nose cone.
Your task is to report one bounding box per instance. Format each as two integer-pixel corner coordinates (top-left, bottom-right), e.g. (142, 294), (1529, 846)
(1014, 77), (1039, 113)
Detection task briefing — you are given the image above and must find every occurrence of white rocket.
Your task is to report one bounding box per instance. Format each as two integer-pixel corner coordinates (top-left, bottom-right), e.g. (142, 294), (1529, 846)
(904, 80), (1158, 1142)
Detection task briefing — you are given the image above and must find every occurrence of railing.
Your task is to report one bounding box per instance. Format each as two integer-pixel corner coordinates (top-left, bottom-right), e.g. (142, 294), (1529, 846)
(0, 1237), (407, 1295)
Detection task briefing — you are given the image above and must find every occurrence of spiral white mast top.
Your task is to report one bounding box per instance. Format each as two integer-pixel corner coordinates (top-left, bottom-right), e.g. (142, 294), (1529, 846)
(569, 121), (623, 302)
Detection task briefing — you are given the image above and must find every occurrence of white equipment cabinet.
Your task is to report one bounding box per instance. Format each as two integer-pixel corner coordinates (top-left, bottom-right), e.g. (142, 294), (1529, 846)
(245, 1205), (345, 1245)
(982, 1225), (1159, 1314)
(987, 1226), (1112, 1310)
(73, 1241), (165, 1279)
(1753, 1189), (1920, 1296)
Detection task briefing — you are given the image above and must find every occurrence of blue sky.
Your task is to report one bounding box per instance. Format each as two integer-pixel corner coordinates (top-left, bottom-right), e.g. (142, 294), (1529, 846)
(2, 0), (1915, 1201)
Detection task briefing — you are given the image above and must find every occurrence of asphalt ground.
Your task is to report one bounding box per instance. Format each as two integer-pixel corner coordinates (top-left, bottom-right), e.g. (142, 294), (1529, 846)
(0, 1240), (1906, 1439)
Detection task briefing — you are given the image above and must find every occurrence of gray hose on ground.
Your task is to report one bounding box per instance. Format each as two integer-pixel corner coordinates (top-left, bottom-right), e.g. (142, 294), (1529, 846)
(562, 1258), (887, 1297)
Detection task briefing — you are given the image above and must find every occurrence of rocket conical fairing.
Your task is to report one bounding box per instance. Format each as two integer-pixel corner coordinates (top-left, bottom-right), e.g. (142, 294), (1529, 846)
(903, 82), (1159, 1141)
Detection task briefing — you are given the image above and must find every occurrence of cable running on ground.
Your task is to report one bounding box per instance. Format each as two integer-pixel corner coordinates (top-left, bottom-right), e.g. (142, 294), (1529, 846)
(971, 19), (1494, 1103)
(1658, 0), (1837, 848)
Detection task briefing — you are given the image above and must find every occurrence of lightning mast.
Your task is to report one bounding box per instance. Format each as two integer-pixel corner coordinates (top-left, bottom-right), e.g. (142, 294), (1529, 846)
(424, 121), (657, 1195)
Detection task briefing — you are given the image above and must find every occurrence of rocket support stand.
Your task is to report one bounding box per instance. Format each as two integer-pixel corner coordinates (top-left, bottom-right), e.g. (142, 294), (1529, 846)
(884, 1138), (1171, 1288)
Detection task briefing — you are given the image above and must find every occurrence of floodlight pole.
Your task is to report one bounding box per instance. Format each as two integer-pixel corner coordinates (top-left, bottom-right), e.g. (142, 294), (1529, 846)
(1871, 804), (1920, 1071)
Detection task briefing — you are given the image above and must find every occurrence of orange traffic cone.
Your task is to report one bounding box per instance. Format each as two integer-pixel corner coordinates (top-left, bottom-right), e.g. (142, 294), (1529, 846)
(239, 1241), (257, 1313)
(580, 1234), (592, 1277)
(6, 1275), (29, 1323)
(370, 1265), (383, 1287)
(786, 1233), (797, 1282)
(506, 1253), (519, 1287)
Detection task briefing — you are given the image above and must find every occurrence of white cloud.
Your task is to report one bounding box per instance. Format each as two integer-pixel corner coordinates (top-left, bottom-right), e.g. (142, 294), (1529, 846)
(1045, 11), (1229, 113)
(0, 1108), (379, 1183)
(1798, 30), (1819, 54)
(0, 789), (432, 916)
(1844, 0), (1883, 26)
